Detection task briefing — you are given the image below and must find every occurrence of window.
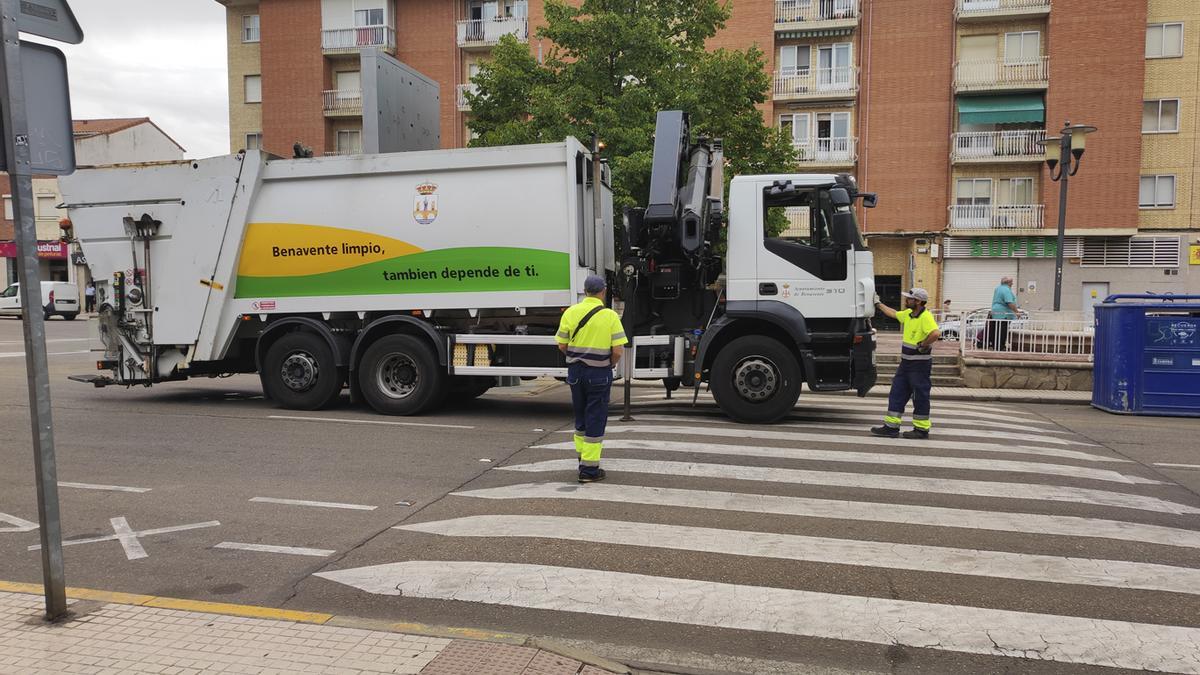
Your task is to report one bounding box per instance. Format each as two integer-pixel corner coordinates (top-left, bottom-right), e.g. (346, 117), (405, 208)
(354, 8), (385, 27)
(1082, 236), (1180, 267)
(817, 43), (853, 89)
(1139, 175), (1175, 208)
(1004, 31), (1040, 63)
(335, 70), (361, 94)
(998, 177), (1034, 205)
(242, 14), (260, 42)
(3, 196), (11, 220)
(1146, 23), (1184, 58)
(36, 195), (56, 219)
(245, 133), (262, 151)
(778, 45), (811, 77)
(244, 75), (262, 103)
(1143, 99), (1180, 133)
(956, 178), (992, 206)
(779, 113), (810, 146)
(336, 130), (362, 155)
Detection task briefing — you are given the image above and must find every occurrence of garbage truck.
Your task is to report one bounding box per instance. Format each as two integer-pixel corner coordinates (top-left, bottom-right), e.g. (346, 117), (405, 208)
(61, 111), (877, 423)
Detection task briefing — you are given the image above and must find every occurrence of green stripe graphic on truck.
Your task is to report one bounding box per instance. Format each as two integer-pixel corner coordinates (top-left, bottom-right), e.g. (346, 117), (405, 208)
(234, 247), (571, 298)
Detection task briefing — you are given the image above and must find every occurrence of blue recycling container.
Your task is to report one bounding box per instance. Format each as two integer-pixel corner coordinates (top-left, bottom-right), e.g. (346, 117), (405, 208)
(1093, 294), (1200, 417)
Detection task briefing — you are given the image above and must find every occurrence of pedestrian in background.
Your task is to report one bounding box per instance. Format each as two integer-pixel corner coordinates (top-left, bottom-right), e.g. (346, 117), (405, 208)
(556, 275), (627, 483)
(988, 276), (1018, 351)
(871, 288), (940, 439)
(84, 281), (96, 313)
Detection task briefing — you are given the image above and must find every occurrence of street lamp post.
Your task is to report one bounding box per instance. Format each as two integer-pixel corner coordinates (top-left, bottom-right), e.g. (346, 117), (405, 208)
(1042, 121), (1097, 312)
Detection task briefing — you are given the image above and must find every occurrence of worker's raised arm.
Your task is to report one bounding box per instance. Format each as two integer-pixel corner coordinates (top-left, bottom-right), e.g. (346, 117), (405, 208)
(874, 300), (898, 320)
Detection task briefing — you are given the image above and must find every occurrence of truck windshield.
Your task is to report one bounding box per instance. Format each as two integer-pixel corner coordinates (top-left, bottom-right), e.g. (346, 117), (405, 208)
(761, 186), (848, 281)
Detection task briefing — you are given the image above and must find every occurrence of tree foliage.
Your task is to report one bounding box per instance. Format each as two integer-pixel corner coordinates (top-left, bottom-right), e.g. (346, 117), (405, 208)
(466, 0), (797, 213)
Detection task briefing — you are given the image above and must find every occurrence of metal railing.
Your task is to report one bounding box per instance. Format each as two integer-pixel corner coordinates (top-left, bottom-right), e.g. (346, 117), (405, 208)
(456, 84), (478, 111)
(774, 0), (859, 24)
(954, 56), (1048, 89)
(949, 204), (1045, 230)
(951, 130), (1046, 161)
(793, 137), (857, 164)
(956, 0), (1051, 16)
(321, 25), (395, 53)
(957, 308), (1094, 359)
(456, 17), (529, 47)
(773, 67), (859, 98)
(322, 89), (362, 115)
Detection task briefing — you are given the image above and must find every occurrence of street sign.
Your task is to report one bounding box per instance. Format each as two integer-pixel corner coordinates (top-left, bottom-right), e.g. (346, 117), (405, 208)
(0, 41), (74, 174)
(16, 0), (82, 44)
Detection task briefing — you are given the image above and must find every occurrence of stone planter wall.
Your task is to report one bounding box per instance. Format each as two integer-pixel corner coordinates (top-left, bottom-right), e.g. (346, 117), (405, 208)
(961, 357), (1093, 391)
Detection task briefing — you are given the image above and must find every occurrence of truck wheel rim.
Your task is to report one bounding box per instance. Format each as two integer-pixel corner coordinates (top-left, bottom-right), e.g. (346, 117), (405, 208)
(733, 357), (778, 402)
(281, 352), (319, 392)
(378, 353), (419, 399)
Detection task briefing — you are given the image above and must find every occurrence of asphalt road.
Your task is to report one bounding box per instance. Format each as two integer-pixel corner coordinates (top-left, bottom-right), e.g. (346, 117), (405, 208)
(2, 316), (1199, 674)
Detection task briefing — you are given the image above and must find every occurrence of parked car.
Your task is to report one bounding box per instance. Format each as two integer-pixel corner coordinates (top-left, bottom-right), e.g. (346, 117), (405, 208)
(0, 281), (80, 320)
(938, 309), (1028, 341)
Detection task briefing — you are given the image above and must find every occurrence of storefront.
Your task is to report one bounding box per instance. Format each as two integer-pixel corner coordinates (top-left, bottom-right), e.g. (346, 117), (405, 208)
(0, 240), (71, 287)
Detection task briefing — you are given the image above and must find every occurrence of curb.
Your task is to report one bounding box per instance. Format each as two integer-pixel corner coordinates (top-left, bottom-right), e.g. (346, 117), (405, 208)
(0, 581), (631, 674)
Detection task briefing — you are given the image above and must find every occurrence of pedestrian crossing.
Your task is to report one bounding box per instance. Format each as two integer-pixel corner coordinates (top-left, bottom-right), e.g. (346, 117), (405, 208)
(317, 400), (1200, 672)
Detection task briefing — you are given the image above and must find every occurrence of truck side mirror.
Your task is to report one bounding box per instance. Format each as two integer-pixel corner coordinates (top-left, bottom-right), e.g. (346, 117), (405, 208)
(831, 212), (856, 248)
(860, 193), (878, 208)
(829, 187), (852, 208)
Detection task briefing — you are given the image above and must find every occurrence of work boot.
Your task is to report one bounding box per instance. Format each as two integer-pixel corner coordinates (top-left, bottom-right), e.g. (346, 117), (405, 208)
(578, 468), (607, 483)
(902, 428), (930, 440)
(870, 425), (899, 438)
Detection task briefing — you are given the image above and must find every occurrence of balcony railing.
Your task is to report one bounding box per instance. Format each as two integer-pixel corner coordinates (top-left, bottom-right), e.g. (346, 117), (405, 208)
(956, 0), (1051, 19)
(456, 84), (478, 111)
(321, 25), (395, 53)
(951, 130), (1046, 162)
(955, 57), (1048, 90)
(773, 67), (859, 100)
(322, 89), (363, 116)
(775, 0), (859, 27)
(456, 17), (528, 48)
(949, 204), (1045, 230)
(794, 137), (857, 164)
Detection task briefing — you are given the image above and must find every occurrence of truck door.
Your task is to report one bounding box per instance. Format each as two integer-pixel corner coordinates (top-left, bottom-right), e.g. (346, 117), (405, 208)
(755, 182), (855, 318)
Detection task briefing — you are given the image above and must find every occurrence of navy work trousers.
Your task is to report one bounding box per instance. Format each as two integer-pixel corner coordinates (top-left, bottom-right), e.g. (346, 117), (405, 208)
(567, 362), (613, 467)
(885, 359), (933, 430)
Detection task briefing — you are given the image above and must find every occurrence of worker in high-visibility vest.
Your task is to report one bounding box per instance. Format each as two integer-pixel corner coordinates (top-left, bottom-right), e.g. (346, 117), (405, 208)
(556, 275), (628, 482)
(871, 287), (940, 439)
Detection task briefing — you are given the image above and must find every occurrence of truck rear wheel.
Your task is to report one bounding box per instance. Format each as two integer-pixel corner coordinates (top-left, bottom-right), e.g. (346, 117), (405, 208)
(263, 331), (343, 410)
(358, 334), (447, 416)
(710, 335), (801, 424)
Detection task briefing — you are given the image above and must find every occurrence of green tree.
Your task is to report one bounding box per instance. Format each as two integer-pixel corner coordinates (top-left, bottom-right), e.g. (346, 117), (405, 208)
(466, 0), (797, 218)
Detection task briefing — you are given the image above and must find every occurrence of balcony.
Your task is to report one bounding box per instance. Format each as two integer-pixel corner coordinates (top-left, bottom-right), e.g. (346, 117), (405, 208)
(955, 57), (1048, 92)
(773, 67), (859, 101)
(956, 0), (1051, 22)
(951, 130), (1045, 163)
(775, 0), (859, 33)
(323, 89), (362, 117)
(949, 204), (1045, 231)
(456, 84), (478, 112)
(321, 25), (396, 54)
(794, 137), (857, 166)
(456, 17), (528, 50)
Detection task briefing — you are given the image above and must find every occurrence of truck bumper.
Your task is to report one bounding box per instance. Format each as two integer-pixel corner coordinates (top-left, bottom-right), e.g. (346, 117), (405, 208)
(852, 329), (877, 396)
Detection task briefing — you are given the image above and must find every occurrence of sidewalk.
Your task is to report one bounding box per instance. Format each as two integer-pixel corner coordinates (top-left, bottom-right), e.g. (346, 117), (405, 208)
(0, 585), (630, 675)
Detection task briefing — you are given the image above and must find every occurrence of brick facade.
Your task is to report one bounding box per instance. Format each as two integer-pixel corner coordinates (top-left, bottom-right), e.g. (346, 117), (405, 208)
(1043, 0), (1147, 232)
(259, 0), (325, 157)
(395, 0), (459, 149)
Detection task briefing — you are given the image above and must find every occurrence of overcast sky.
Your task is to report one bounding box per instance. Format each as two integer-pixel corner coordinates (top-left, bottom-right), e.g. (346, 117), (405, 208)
(27, 0), (229, 159)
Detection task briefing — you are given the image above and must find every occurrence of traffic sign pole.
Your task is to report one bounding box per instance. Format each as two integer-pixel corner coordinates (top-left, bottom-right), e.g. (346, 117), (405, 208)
(0, 0), (67, 620)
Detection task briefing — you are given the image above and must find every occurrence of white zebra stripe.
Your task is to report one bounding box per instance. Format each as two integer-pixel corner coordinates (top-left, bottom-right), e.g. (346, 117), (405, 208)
(591, 425), (1124, 463)
(396, 515), (1200, 596)
(624, 411), (1074, 435)
(315, 561), (1200, 673)
(455, 482), (1200, 550)
(624, 414), (1092, 447)
(498, 460), (1200, 515)
(533, 440), (1158, 485)
(635, 392), (1025, 417)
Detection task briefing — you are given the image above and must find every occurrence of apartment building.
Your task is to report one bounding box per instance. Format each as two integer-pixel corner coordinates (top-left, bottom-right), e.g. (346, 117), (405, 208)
(218, 0), (1197, 313)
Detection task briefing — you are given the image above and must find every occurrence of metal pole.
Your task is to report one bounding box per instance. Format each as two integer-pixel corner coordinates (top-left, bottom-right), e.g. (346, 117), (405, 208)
(1052, 129), (1070, 312)
(0, 0), (68, 620)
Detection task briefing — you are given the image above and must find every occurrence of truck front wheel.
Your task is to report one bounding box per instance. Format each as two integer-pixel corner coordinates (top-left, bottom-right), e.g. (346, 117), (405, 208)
(710, 335), (801, 424)
(263, 331), (343, 410)
(358, 334), (447, 416)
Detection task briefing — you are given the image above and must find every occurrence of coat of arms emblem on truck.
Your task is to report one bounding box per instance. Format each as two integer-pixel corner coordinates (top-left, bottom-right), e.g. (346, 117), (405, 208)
(413, 181), (439, 225)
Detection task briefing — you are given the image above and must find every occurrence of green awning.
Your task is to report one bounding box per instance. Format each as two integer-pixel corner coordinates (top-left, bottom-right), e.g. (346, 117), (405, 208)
(956, 95), (1045, 125)
(775, 27), (855, 39)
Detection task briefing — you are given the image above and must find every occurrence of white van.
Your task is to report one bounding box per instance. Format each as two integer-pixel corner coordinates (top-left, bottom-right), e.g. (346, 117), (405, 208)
(0, 281), (80, 320)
